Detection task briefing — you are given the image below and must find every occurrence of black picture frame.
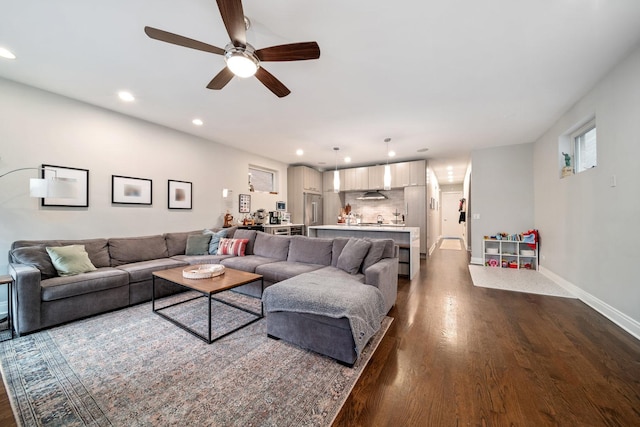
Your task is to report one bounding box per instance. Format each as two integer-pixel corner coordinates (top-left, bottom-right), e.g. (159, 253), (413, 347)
(112, 175), (152, 205)
(168, 180), (192, 209)
(239, 194), (251, 213)
(41, 164), (89, 207)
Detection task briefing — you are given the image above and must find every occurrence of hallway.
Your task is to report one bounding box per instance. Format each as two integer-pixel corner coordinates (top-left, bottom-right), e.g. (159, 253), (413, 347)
(334, 240), (640, 426)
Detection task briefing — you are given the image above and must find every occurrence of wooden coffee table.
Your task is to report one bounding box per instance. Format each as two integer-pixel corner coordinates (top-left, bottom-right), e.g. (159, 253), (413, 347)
(152, 266), (263, 344)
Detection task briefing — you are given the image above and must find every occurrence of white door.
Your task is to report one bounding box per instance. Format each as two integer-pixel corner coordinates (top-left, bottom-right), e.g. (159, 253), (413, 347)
(441, 191), (463, 238)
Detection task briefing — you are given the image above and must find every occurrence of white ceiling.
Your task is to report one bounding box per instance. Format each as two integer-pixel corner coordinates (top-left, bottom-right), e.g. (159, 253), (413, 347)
(2, 1), (640, 185)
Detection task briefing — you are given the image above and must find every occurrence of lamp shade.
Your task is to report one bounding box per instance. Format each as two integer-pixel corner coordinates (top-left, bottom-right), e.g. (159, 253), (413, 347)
(30, 177), (77, 198)
(383, 164), (391, 190)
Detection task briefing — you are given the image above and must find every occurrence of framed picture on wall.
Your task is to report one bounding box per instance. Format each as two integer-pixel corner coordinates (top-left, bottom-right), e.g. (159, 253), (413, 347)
(239, 194), (251, 213)
(112, 175), (152, 205)
(168, 180), (192, 209)
(41, 164), (89, 207)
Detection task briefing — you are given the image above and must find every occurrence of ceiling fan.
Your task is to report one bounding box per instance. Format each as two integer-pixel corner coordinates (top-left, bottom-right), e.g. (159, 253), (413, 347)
(144, 0), (320, 97)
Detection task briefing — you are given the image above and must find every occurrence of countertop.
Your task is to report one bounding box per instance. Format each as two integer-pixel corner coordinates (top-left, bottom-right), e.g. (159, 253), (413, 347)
(261, 223), (303, 228)
(308, 224), (419, 233)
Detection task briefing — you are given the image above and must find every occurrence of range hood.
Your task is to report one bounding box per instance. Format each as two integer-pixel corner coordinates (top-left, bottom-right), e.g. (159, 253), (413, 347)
(356, 191), (387, 200)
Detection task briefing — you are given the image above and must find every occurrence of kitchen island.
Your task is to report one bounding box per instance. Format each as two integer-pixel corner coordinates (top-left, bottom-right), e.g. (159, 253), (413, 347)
(307, 225), (420, 279)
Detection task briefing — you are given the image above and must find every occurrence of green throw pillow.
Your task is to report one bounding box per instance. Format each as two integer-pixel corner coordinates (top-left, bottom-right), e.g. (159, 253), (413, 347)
(46, 245), (97, 277)
(185, 234), (212, 256)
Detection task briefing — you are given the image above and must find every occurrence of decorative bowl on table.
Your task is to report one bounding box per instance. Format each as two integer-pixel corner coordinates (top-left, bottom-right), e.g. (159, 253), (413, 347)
(182, 264), (225, 279)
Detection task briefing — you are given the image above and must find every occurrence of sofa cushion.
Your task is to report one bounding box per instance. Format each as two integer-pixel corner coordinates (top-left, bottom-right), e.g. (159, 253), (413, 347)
(336, 238), (372, 275)
(171, 254), (235, 265)
(306, 266), (366, 283)
(362, 238), (394, 272)
(41, 267), (129, 301)
(287, 236), (333, 266)
(254, 233), (291, 261)
(109, 235), (169, 267)
(116, 258), (188, 283)
(164, 230), (202, 257)
(255, 261), (325, 283)
(46, 245), (98, 277)
(232, 229), (257, 255)
(331, 238), (350, 267)
(217, 238), (249, 256)
(185, 234), (212, 255)
(10, 246), (58, 279)
(220, 255), (277, 273)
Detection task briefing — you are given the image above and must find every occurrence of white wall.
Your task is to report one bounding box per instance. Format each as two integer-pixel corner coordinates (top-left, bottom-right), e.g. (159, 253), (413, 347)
(469, 143), (535, 263)
(0, 78), (288, 274)
(425, 162), (441, 254)
(533, 42), (640, 334)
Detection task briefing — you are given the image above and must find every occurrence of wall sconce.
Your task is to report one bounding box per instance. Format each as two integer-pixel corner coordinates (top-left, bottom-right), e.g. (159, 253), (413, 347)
(0, 167), (77, 198)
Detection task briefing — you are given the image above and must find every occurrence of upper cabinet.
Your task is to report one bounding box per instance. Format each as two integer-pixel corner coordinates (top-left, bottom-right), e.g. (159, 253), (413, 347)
(289, 166), (322, 194)
(391, 162), (410, 187)
(344, 167), (369, 191)
(368, 165), (385, 190)
(408, 160), (426, 186)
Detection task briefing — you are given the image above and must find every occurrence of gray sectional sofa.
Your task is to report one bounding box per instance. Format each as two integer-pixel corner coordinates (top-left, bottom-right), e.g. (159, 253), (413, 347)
(9, 228), (398, 364)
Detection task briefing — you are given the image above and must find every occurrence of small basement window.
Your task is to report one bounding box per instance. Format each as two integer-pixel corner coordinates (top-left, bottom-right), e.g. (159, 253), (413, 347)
(572, 119), (597, 173)
(248, 166), (277, 192)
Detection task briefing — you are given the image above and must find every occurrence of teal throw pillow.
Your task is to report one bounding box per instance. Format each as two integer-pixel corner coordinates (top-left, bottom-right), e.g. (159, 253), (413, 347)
(46, 245), (97, 277)
(204, 229), (229, 254)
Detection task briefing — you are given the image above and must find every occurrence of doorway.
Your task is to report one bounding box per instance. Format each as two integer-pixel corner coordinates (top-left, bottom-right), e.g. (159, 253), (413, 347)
(441, 191), (464, 239)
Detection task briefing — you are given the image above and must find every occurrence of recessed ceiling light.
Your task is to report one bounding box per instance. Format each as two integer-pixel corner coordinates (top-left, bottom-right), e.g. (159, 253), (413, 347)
(0, 47), (16, 60)
(118, 91), (135, 102)
(448, 171), (453, 175)
(344, 157), (351, 163)
(192, 118), (203, 126)
(296, 149), (304, 156)
(448, 178), (454, 182)
(446, 165), (453, 171)
(417, 148), (429, 153)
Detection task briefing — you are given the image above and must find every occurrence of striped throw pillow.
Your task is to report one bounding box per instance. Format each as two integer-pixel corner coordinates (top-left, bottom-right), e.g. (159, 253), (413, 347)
(217, 238), (249, 256)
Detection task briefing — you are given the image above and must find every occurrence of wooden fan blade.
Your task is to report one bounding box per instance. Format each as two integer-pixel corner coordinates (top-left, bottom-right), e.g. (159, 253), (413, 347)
(207, 67), (235, 90)
(144, 26), (225, 55)
(216, 0), (247, 47)
(255, 67), (291, 98)
(256, 42), (320, 62)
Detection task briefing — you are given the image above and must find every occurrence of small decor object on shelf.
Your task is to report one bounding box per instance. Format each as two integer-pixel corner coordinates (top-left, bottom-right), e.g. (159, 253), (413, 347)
(182, 264), (225, 279)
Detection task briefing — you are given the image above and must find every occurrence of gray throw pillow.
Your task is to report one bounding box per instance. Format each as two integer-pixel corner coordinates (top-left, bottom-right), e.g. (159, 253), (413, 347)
(362, 239), (388, 272)
(336, 238), (372, 275)
(185, 234), (212, 256)
(11, 246), (58, 279)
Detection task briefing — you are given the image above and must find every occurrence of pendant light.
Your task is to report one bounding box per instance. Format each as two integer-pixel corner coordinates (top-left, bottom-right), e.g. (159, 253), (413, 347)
(333, 147), (340, 193)
(383, 138), (392, 190)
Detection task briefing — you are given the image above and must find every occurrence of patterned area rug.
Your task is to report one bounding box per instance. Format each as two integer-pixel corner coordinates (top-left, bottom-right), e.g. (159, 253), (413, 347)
(0, 291), (392, 426)
(468, 265), (576, 298)
(439, 239), (461, 250)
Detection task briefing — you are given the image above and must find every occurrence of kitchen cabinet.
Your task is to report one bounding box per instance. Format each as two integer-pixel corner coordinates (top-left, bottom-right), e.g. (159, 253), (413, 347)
(344, 167), (368, 191)
(404, 185), (427, 253)
(302, 166), (322, 193)
(368, 165), (385, 190)
(408, 160), (426, 186)
(391, 162), (410, 187)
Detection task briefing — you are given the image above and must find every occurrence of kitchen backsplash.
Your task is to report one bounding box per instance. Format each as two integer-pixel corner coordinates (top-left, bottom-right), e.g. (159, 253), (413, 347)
(344, 190), (405, 223)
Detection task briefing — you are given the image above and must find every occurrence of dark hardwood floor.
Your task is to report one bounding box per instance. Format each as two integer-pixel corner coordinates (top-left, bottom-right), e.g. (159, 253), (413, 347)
(1, 243), (639, 426)
(334, 243), (640, 426)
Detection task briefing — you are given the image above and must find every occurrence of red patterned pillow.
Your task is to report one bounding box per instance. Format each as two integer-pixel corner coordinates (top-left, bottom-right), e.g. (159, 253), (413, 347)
(217, 238), (249, 256)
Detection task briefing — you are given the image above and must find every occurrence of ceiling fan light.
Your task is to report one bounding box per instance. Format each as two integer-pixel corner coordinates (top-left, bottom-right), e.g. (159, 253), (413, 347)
(225, 49), (259, 78)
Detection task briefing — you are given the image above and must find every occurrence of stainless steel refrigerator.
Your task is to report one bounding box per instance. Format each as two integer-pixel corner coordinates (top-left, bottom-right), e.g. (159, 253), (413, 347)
(303, 193), (323, 227)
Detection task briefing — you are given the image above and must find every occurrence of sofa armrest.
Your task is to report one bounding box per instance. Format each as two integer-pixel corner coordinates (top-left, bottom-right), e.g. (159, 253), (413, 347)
(364, 257), (398, 313)
(9, 263), (42, 335)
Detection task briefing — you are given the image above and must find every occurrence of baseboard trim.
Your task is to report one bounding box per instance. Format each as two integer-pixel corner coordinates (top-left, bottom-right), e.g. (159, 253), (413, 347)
(429, 242), (437, 256)
(470, 257), (483, 265)
(539, 267), (640, 341)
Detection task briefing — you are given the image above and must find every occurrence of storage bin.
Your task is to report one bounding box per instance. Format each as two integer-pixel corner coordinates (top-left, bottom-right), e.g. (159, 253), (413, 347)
(486, 248), (499, 254)
(520, 249), (535, 256)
